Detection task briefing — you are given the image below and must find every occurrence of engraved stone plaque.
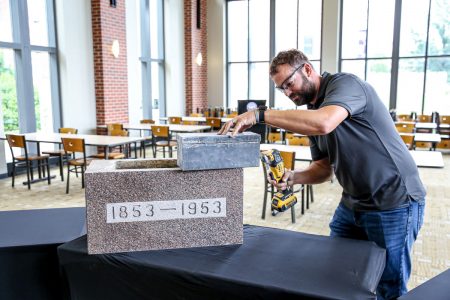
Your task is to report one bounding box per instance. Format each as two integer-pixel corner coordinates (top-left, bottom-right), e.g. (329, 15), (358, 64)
(85, 159), (243, 254)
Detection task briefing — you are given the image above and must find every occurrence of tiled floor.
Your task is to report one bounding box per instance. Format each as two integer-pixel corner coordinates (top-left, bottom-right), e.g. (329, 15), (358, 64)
(1, 150), (449, 290)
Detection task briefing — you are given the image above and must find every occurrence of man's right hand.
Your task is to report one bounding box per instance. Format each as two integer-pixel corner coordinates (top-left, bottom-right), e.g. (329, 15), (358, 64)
(270, 169), (294, 191)
(217, 110), (257, 136)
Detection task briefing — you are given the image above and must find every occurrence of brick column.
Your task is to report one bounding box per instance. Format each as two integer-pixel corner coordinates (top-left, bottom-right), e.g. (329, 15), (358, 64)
(184, 0), (208, 115)
(91, 0), (128, 131)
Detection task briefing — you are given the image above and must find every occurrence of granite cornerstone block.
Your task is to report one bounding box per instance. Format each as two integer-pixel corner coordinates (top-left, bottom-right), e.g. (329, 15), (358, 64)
(177, 132), (261, 171)
(85, 159), (243, 254)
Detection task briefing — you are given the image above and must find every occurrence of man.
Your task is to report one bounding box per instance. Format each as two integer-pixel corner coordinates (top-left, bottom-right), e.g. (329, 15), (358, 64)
(218, 49), (426, 300)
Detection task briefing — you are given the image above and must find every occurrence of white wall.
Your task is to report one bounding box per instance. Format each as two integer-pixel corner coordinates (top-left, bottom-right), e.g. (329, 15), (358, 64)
(55, 0), (96, 134)
(164, 0), (185, 117)
(207, 0), (225, 108)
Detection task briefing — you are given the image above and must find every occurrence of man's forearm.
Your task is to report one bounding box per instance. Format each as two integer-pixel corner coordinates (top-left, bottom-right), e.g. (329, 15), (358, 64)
(292, 159), (333, 185)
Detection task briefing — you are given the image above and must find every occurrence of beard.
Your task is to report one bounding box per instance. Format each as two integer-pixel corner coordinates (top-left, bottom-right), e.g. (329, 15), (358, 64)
(289, 72), (317, 106)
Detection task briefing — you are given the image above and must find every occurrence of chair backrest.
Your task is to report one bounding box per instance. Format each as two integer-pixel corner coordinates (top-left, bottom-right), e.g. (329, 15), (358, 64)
(61, 137), (86, 154)
(140, 119), (155, 124)
(168, 117), (182, 124)
(206, 117), (221, 129)
(436, 140), (450, 149)
(397, 114), (413, 122)
(287, 136), (310, 146)
(417, 115), (431, 123)
(107, 123), (124, 134)
(151, 125), (170, 138)
(6, 134), (26, 148)
(110, 129), (129, 137)
(279, 151), (296, 170)
(395, 123), (415, 133)
(440, 115), (450, 124)
(59, 127), (78, 134)
(267, 132), (282, 143)
(6, 134), (29, 159)
(400, 134), (414, 150)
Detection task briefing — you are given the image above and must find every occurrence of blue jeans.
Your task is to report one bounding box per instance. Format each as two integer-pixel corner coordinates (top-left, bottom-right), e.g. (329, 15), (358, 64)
(329, 200), (425, 300)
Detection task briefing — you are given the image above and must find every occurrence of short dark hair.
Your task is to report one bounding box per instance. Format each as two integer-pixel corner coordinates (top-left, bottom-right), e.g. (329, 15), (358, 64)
(269, 49), (312, 76)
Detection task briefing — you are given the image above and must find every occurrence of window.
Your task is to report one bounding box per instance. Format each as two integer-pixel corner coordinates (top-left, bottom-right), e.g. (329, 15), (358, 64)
(0, 0), (60, 162)
(226, 0), (322, 110)
(139, 0), (165, 120)
(340, 0), (395, 109)
(340, 0), (450, 114)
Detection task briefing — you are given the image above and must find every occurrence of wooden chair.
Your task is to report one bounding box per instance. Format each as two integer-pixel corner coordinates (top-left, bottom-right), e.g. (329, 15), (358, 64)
(138, 120), (154, 156)
(436, 140), (450, 150)
(206, 117), (221, 131)
(395, 122), (415, 133)
(90, 129), (128, 160)
(61, 137), (93, 194)
(417, 115), (431, 123)
(151, 125), (177, 158)
(438, 115), (450, 137)
(397, 114), (414, 122)
(42, 127), (78, 181)
(267, 132), (282, 144)
(400, 134), (415, 150)
(6, 134), (51, 189)
(106, 123), (124, 135)
(140, 119), (155, 124)
(168, 117), (182, 124)
(260, 150), (304, 224)
(287, 136), (310, 146)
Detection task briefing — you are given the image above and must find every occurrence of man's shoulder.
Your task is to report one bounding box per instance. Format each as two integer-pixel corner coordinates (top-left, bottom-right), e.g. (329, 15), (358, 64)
(327, 72), (363, 85)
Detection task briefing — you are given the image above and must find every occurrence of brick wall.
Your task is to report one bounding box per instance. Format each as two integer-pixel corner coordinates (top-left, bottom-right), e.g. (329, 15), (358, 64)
(185, 0), (208, 115)
(91, 0), (129, 129)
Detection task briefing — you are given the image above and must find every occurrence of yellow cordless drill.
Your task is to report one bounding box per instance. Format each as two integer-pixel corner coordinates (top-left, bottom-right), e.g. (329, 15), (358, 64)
(260, 149), (297, 215)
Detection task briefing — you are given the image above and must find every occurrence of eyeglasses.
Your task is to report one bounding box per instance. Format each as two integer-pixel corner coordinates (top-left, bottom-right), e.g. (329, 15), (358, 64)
(275, 64), (305, 93)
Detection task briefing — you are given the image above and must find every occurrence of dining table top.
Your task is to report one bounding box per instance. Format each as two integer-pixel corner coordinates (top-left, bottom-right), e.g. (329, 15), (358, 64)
(2, 132), (146, 147)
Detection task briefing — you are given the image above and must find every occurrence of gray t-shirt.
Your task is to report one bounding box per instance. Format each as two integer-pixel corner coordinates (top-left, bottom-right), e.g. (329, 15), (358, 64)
(308, 72), (426, 211)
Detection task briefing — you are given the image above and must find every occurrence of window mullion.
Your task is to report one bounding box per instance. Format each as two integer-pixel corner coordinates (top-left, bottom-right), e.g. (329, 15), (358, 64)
(16, 0), (37, 134)
(389, 0), (402, 110)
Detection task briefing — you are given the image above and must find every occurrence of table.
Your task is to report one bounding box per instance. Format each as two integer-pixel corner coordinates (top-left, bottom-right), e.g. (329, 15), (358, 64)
(409, 150), (444, 168)
(0, 207), (86, 300)
(98, 123), (211, 135)
(58, 225), (386, 300)
(3, 132), (146, 160)
(160, 116), (231, 123)
(415, 133), (441, 151)
(399, 268), (450, 299)
(395, 121), (438, 130)
(260, 143), (312, 162)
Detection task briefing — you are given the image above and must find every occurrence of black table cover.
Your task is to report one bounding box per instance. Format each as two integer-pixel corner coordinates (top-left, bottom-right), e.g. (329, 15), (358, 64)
(58, 225), (385, 300)
(399, 268), (450, 299)
(0, 207), (86, 300)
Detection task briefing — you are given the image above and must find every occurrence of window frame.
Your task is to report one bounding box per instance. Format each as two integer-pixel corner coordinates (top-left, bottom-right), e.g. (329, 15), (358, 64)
(339, 0), (450, 114)
(139, 0), (166, 120)
(225, 0), (322, 109)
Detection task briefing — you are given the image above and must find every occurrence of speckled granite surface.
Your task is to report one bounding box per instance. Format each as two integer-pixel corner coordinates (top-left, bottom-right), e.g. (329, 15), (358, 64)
(85, 159), (243, 254)
(177, 132), (260, 171)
